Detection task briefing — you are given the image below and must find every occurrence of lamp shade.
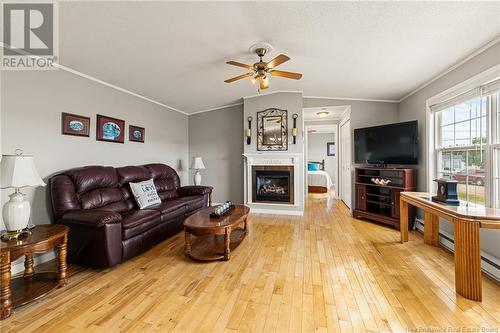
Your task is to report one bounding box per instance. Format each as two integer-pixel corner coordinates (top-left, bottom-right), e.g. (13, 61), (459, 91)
(0, 154), (46, 188)
(191, 157), (206, 170)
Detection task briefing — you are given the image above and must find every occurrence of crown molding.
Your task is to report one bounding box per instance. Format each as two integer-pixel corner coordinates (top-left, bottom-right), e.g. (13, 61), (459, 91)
(53, 63), (189, 115)
(243, 90), (303, 100)
(303, 95), (399, 103)
(399, 35), (500, 103)
(189, 102), (243, 115)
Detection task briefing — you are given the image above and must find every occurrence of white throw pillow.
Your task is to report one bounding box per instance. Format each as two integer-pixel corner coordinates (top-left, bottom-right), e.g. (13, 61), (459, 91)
(129, 179), (161, 209)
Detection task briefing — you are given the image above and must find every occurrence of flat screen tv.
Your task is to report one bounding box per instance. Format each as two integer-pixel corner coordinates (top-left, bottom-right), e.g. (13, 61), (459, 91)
(354, 120), (418, 165)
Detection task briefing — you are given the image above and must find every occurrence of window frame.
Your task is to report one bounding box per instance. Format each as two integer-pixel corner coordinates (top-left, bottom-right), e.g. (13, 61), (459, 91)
(434, 96), (491, 206)
(426, 65), (500, 209)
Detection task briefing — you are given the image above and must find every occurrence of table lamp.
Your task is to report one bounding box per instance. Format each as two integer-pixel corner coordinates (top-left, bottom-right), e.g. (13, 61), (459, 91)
(1, 150), (45, 240)
(191, 157), (206, 185)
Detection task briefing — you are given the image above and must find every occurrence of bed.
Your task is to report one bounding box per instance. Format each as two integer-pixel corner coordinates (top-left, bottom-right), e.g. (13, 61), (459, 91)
(307, 160), (333, 193)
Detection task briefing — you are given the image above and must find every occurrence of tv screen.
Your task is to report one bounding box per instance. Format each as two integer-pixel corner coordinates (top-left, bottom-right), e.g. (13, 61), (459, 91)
(354, 121), (418, 165)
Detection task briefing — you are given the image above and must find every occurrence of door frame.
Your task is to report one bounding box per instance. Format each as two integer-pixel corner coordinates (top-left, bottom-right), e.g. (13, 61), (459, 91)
(304, 124), (339, 198)
(339, 107), (352, 210)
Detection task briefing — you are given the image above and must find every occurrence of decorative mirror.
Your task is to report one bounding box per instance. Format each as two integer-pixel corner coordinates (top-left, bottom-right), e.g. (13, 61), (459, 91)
(257, 108), (288, 151)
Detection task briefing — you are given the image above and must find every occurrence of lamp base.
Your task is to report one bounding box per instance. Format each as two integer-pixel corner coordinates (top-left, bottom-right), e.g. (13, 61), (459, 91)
(3, 188), (31, 233)
(194, 170), (202, 186)
(1, 228), (32, 241)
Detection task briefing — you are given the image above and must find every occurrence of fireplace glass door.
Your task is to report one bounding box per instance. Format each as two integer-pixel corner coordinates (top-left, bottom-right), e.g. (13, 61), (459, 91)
(252, 167), (294, 204)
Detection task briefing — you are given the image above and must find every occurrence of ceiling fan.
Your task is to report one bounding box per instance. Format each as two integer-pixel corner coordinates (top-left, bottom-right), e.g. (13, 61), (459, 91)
(224, 44), (302, 91)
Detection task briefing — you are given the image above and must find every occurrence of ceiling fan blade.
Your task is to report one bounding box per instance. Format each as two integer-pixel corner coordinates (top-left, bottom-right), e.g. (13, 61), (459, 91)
(265, 54), (290, 69)
(226, 61), (255, 70)
(224, 72), (253, 83)
(270, 70), (302, 80)
(259, 78), (269, 90)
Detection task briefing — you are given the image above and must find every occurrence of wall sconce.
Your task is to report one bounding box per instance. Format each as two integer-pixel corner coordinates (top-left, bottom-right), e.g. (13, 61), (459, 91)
(292, 113), (298, 144)
(245, 116), (252, 145)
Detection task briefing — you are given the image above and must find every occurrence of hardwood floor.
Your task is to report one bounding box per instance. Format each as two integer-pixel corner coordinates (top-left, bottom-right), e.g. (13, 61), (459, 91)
(2, 193), (500, 332)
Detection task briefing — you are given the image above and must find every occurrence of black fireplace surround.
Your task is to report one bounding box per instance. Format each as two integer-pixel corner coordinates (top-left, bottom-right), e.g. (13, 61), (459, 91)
(252, 166), (294, 204)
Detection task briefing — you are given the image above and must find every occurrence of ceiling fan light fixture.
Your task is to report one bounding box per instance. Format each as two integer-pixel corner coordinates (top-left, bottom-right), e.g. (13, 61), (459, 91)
(225, 43), (302, 92)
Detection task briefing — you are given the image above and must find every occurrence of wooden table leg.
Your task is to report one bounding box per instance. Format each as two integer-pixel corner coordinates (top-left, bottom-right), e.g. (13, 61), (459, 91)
(24, 253), (34, 278)
(1, 252), (12, 320)
(424, 212), (440, 246)
(224, 228), (231, 261)
(57, 234), (68, 287)
(400, 199), (409, 243)
(454, 218), (482, 301)
(184, 230), (192, 257)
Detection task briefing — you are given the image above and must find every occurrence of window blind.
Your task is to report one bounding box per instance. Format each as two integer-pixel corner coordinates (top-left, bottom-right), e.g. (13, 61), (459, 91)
(429, 88), (481, 113)
(481, 78), (500, 96)
(429, 77), (500, 113)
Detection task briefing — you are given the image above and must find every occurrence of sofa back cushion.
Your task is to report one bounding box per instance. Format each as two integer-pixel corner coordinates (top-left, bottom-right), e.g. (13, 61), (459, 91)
(65, 166), (129, 211)
(145, 164), (180, 201)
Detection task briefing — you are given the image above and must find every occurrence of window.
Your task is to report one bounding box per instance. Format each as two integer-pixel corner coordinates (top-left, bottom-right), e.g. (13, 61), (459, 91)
(432, 78), (500, 208)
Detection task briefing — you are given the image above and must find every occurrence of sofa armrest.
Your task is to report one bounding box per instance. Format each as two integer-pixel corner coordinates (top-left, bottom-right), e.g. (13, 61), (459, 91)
(60, 209), (122, 227)
(178, 185), (213, 197)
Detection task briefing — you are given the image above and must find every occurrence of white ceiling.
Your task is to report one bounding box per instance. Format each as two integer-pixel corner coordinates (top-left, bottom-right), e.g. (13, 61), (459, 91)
(59, 1), (500, 114)
(303, 106), (348, 121)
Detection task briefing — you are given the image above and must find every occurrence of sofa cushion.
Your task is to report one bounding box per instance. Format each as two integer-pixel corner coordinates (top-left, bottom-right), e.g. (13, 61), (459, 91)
(178, 195), (207, 212)
(122, 216), (162, 240)
(66, 166), (118, 194)
(145, 164), (180, 201)
(121, 209), (160, 229)
(148, 199), (187, 218)
(116, 165), (151, 186)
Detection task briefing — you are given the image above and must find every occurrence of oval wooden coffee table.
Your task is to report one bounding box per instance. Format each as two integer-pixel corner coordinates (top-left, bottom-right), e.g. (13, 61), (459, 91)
(184, 204), (250, 261)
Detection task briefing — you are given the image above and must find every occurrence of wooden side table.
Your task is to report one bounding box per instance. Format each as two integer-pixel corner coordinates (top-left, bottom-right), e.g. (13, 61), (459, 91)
(400, 192), (500, 301)
(0, 224), (69, 319)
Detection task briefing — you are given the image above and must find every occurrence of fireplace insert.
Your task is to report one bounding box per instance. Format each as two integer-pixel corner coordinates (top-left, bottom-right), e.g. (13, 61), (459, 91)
(252, 166), (294, 204)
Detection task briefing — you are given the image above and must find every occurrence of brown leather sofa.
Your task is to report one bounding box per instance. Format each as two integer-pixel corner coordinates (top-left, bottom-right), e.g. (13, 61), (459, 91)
(50, 163), (212, 267)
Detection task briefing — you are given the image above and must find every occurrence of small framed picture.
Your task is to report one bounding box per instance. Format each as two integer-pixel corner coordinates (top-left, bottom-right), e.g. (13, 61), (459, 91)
(129, 125), (145, 143)
(61, 112), (90, 137)
(96, 114), (125, 143)
(327, 142), (335, 156)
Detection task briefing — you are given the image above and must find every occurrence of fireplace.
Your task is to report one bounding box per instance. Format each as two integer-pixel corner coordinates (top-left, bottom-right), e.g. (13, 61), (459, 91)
(252, 166), (294, 204)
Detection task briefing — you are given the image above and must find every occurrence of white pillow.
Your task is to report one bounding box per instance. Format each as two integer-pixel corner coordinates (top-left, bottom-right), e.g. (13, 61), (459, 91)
(129, 179), (161, 209)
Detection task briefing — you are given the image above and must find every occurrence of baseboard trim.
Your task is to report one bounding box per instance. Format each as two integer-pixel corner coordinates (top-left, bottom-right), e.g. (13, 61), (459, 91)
(248, 208), (304, 216)
(415, 218), (500, 283)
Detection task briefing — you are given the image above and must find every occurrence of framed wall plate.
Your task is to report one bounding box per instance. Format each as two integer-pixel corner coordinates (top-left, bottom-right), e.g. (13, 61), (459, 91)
(129, 125), (145, 143)
(61, 112), (90, 137)
(96, 114), (125, 143)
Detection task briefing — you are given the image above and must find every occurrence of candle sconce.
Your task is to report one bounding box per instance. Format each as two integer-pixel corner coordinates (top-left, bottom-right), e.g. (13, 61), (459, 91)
(292, 113), (298, 144)
(245, 116), (253, 145)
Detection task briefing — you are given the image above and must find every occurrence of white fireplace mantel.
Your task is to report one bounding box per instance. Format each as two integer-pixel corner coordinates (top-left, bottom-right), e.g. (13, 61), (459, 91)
(243, 153), (304, 215)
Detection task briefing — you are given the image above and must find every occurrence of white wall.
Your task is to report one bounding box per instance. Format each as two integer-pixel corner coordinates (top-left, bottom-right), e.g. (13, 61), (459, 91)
(307, 132), (336, 184)
(1, 69), (189, 272)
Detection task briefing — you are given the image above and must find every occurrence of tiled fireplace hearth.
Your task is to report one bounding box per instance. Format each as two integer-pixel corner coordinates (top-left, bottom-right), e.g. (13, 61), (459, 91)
(243, 153), (303, 215)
